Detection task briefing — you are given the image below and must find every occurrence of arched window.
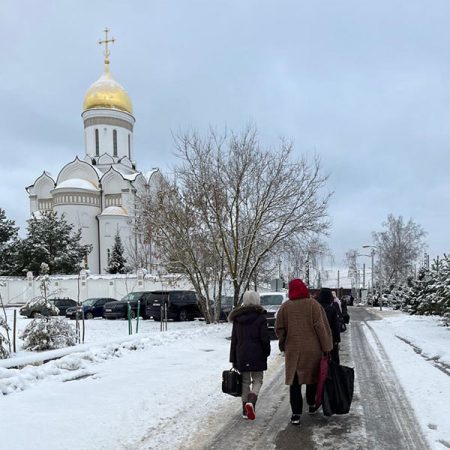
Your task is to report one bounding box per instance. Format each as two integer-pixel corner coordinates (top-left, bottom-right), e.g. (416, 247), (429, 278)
(113, 129), (118, 157)
(107, 249), (111, 263)
(128, 134), (131, 158)
(95, 129), (99, 156)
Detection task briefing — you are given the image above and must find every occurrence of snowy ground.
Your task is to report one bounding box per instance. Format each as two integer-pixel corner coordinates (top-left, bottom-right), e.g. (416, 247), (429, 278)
(0, 308), (449, 449)
(362, 310), (450, 450)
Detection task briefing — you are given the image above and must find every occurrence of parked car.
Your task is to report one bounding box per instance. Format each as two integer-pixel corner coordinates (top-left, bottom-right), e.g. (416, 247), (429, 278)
(19, 298), (77, 318)
(260, 292), (288, 338)
(146, 290), (202, 321)
(65, 297), (117, 320)
(103, 292), (155, 320)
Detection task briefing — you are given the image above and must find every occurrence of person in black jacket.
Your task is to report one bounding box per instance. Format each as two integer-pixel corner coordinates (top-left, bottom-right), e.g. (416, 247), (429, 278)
(317, 288), (341, 363)
(228, 291), (271, 420)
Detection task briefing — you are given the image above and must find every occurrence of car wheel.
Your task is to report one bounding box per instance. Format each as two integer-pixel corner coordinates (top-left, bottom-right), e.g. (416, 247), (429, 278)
(31, 311), (38, 318)
(153, 316), (161, 321)
(129, 310), (136, 319)
(177, 308), (189, 321)
(86, 312), (94, 320)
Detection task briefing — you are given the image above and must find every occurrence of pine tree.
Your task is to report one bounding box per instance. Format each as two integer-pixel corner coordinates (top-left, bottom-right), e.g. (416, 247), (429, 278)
(106, 231), (127, 274)
(424, 254), (450, 318)
(0, 208), (20, 275)
(16, 211), (92, 275)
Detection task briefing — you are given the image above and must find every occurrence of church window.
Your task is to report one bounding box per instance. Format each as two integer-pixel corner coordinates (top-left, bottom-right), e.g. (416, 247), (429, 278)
(113, 129), (118, 157)
(107, 248), (111, 263)
(128, 134), (131, 158)
(95, 129), (99, 156)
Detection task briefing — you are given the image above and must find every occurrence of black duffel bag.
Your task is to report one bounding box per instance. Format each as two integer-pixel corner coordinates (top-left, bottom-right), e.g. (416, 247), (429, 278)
(322, 360), (355, 416)
(222, 368), (242, 397)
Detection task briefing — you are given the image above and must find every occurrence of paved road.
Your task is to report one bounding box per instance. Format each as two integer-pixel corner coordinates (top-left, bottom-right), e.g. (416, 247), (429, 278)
(186, 307), (429, 450)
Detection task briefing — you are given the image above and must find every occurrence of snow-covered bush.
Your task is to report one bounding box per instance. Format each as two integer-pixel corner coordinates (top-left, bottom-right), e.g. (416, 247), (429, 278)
(21, 317), (76, 351)
(20, 262), (77, 351)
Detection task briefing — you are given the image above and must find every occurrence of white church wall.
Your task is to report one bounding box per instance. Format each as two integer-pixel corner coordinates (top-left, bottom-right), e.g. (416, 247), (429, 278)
(98, 215), (130, 273)
(53, 202), (100, 273)
(0, 274), (194, 306)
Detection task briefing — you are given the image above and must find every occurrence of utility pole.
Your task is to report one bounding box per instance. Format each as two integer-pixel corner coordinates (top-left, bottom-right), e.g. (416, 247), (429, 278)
(362, 263), (366, 289)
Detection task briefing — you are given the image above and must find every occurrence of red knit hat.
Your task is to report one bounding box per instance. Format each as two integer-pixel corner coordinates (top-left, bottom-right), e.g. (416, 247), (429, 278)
(288, 278), (310, 300)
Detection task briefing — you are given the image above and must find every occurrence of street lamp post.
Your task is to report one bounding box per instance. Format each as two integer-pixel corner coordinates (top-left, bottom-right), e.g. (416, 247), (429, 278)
(356, 253), (371, 304)
(363, 245), (382, 311)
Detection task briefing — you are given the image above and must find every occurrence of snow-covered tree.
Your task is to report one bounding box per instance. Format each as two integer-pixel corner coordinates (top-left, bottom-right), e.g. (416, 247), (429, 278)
(372, 214), (426, 286)
(16, 211), (92, 275)
(106, 231), (127, 274)
(0, 316), (10, 359)
(0, 289), (11, 359)
(20, 263), (76, 351)
(417, 255), (450, 317)
(21, 263), (60, 316)
(0, 208), (20, 275)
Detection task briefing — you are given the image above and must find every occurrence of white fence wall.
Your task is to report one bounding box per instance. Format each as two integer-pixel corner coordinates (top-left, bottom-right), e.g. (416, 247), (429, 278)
(0, 274), (194, 306)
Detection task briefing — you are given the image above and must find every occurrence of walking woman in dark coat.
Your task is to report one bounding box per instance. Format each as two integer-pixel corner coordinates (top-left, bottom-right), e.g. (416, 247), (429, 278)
(317, 288), (341, 363)
(228, 291), (271, 420)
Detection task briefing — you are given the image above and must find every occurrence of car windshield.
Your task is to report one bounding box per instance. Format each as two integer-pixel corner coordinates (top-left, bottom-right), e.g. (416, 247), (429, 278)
(82, 299), (95, 306)
(260, 295), (284, 306)
(121, 292), (142, 302)
(220, 296), (233, 306)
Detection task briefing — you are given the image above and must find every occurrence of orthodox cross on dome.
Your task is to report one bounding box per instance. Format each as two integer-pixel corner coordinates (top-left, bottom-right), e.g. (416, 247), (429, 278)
(98, 27), (115, 64)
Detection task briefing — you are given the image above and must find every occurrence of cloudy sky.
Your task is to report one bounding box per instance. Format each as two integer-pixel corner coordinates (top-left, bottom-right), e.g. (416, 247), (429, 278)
(1, 0), (449, 270)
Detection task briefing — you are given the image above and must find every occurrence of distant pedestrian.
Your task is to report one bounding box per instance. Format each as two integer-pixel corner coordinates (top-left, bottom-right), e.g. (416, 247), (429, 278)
(276, 279), (333, 425)
(332, 291), (342, 313)
(318, 288), (341, 363)
(228, 291), (271, 420)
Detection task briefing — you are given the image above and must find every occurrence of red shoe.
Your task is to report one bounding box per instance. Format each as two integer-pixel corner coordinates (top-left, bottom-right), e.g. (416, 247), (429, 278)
(245, 402), (256, 420)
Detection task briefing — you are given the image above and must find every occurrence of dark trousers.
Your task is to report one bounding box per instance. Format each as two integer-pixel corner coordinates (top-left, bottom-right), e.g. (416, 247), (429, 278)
(289, 373), (317, 414)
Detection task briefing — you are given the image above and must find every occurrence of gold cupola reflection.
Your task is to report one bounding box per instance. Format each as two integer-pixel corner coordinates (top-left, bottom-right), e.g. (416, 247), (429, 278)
(83, 28), (133, 114)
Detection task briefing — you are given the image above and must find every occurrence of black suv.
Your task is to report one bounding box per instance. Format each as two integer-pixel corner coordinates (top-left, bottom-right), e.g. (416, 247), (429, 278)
(146, 290), (202, 321)
(19, 298), (77, 318)
(103, 292), (155, 320)
(65, 298), (117, 320)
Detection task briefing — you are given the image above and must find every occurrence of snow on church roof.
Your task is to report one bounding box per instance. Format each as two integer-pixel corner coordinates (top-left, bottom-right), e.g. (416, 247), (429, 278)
(100, 206), (128, 216)
(55, 178), (99, 191)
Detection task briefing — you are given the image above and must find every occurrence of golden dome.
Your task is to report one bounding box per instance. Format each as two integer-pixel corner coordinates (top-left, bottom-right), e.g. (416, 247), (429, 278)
(83, 62), (133, 114)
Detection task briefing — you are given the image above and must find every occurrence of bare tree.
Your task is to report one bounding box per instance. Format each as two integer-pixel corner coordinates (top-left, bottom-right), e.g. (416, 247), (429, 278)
(372, 214), (427, 286)
(284, 236), (330, 286)
(139, 127), (330, 319)
(345, 249), (359, 288)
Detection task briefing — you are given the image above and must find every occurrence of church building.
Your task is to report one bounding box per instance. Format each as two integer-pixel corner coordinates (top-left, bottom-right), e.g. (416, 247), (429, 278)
(26, 30), (161, 274)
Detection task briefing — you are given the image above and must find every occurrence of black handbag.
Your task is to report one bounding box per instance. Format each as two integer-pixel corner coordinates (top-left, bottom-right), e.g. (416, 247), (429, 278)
(322, 360), (354, 416)
(222, 368), (242, 397)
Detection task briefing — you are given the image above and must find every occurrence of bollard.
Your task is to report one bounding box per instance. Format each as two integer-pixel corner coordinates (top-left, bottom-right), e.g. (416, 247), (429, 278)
(13, 310), (17, 353)
(127, 302), (132, 335)
(136, 300), (140, 333)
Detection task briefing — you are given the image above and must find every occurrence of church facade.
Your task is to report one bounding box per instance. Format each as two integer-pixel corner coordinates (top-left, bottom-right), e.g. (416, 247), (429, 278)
(26, 31), (160, 274)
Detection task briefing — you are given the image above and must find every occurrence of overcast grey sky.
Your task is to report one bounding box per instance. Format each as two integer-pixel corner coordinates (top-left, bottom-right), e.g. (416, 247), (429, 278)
(1, 0), (449, 267)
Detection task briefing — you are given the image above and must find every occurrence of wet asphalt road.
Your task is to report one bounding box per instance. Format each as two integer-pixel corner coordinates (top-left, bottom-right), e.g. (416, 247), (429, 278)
(186, 307), (430, 450)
